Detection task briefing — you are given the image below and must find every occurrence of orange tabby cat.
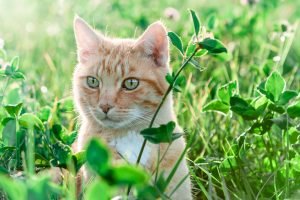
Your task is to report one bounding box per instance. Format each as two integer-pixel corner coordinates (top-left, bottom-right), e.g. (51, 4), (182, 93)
(73, 16), (192, 200)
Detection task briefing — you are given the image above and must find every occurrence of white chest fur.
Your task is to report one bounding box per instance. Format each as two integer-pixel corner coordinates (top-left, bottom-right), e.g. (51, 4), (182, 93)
(108, 131), (153, 166)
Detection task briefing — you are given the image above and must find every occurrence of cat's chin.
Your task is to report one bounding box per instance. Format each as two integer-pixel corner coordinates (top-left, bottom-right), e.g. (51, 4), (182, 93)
(96, 118), (131, 130)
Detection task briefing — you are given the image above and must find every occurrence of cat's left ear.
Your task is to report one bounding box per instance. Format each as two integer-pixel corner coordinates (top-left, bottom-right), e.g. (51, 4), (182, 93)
(135, 21), (169, 67)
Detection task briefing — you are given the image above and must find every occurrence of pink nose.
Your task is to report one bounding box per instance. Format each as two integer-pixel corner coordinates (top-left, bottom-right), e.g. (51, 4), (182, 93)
(100, 104), (113, 114)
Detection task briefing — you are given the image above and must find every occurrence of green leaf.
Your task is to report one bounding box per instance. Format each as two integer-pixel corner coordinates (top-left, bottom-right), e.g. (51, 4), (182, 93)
(185, 43), (207, 57)
(174, 75), (186, 93)
(19, 113), (45, 131)
(72, 151), (86, 173)
(198, 38), (227, 54)
(51, 141), (72, 166)
(4, 103), (23, 117)
(27, 175), (56, 200)
(10, 56), (19, 71)
(0, 175), (26, 200)
(202, 99), (230, 114)
(165, 73), (173, 85)
(189, 10), (200, 36)
(0, 166), (9, 174)
(2, 117), (17, 146)
(5, 65), (13, 76)
(168, 32), (184, 54)
(277, 90), (298, 105)
(291, 155), (300, 172)
(6, 88), (22, 104)
(207, 14), (218, 30)
(85, 180), (110, 200)
(62, 131), (78, 145)
(268, 103), (285, 114)
(257, 81), (267, 96)
(140, 121), (182, 144)
(86, 138), (111, 176)
(217, 81), (237, 105)
(11, 71), (25, 80)
(265, 71), (285, 102)
(111, 165), (149, 185)
(189, 58), (203, 70)
(287, 101), (300, 118)
(230, 96), (260, 120)
(38, 106), (51, 122)
(165, 73), (186, 92)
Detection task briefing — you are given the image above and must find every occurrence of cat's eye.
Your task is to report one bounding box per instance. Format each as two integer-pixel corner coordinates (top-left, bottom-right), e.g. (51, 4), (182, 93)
(122, 78), (139, 90)
(87, 76), (99, 88)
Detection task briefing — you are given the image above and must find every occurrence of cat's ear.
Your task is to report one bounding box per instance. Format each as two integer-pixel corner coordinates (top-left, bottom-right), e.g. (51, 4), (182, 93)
(135, 21), (169, 67)
(73, 16), (100, 63)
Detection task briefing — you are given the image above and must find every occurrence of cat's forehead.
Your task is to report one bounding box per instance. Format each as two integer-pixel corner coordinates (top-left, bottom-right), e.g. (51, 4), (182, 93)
(98, 43), (133, 78)
(96, 39), (145, 79)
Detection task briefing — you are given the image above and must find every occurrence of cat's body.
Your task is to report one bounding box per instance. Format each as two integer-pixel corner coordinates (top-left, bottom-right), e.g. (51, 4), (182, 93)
(73, 16), (192, 200)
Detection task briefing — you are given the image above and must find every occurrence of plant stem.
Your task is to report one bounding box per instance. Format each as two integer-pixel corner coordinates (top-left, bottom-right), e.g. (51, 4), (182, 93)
(27, 128), (35, 175)
(126, 48), (199, 196)
(135, 49), (199, 166)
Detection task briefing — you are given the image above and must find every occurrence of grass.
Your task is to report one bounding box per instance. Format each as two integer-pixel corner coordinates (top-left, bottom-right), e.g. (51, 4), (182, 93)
(0, 0), (300, 199)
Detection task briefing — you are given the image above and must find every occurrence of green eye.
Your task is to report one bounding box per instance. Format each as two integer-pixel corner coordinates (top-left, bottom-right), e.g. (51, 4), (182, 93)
(122, 78), (139, 90)
(87, 76), (99, 88)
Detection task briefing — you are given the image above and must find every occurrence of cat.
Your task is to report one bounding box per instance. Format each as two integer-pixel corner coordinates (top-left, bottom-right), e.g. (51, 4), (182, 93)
(73, 16), (192, 200)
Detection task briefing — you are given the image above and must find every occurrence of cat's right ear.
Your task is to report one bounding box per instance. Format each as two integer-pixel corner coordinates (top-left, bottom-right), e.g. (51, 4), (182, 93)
(73, 16), (99, 64)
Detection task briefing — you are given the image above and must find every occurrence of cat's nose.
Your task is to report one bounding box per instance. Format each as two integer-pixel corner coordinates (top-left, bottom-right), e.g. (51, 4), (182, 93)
(100, 104), (113, 114)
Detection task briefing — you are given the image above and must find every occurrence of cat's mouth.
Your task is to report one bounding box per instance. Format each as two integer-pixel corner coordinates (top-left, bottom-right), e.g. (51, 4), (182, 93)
(100, 117), (123, 129)
(102, 115), (120, 121)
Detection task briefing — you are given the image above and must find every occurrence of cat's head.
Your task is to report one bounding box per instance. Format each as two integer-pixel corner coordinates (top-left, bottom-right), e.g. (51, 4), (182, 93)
(72, 16), (171, 129)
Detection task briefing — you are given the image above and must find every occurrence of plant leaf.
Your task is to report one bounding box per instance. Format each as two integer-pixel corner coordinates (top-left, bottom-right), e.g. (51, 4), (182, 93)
(11, 71), (25, 80)
(51, 141), (72, 166)
(217, 81), (237, 105)
(277, 90), (298, 106)
(0, 175), (26, 200)
(86, 138), (111, 176)
(207, 14), (218, 30)
(185, 43), (207, 57)
(230, 96), (260, 120)
(287, 101), (300, 118)
(4, 103), (23, 117)
(111, 165), (149, 185)
(72, 151), (86, 173)
(202, 99), (230, 114)
(10, 56), (19, 71)
(2, 117), (17, 146)
(265, 71), (285, 102)
(198, 38), (227, 54)
(19, 113), (45, 131)
(85, 180), (110, 200)
(189, 10), (200, 36)
(168, 32), (184, 54)
(140, 121), (182, 144)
